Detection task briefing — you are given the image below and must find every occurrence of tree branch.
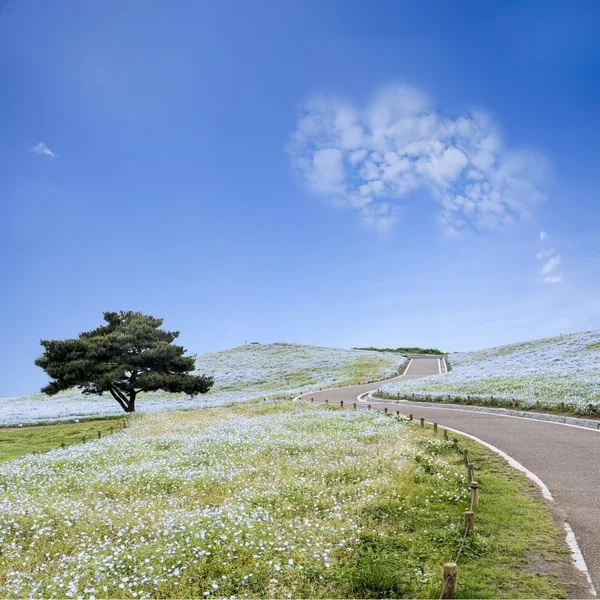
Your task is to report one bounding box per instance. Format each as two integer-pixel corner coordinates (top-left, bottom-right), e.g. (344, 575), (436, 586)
(108, 386), (128, 412)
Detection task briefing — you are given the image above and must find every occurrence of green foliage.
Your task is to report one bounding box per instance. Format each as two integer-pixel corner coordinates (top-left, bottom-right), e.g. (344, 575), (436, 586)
(354, 346), (444, 355)
(35, 311), (213, 412)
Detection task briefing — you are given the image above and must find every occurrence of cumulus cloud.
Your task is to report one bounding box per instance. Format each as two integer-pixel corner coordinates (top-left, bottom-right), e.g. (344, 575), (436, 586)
(287, 84), (548, 234)
(32, 142), (56, 158)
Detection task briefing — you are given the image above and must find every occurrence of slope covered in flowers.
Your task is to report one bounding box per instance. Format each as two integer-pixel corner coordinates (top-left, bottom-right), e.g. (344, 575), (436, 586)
(0, 343), (404, 426)
(381, 330), (600, 413)
(0, 401), (468, 598)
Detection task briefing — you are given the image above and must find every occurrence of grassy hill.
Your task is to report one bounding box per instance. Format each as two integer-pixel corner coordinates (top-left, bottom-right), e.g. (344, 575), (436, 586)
(380, 329), (600, 414)
(0, 343), (405, 427)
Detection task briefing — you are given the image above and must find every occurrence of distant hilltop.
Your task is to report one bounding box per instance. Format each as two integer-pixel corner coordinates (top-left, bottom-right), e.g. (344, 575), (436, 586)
(353, 346), (444, 355)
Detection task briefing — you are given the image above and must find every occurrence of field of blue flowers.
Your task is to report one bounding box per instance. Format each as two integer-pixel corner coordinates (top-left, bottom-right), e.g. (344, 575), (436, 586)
(0, 343), (404, 427)
(381, 330), (600, 413)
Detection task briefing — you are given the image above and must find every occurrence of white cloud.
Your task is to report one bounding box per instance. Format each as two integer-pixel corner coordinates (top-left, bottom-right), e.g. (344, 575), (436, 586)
(536, 240), (563, 284)
(287, 84), (548, 233)
(32, 142), (56, 158)
(541, 255), (561, 274)
(536, 249), (554, 260)
(540, 230), (547, 241)
(542, 274), (563, 284)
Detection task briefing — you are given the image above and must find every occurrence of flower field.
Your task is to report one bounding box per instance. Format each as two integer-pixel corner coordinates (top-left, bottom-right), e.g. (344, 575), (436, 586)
(0, 402), (458, 598)
(381, 330), (600, 414)
(0, 343), (404, 427)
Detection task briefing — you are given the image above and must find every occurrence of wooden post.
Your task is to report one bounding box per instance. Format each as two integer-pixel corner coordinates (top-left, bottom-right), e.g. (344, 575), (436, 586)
(511, 399), (515, 408)
(409, 414), (413, 421)
(536, 400), (540, 409)
(325, 398), (329, 404)
(434, 422), (438, 435)
(412, 393), (415, 401)
(311, 397), (314, 402)
(368, 404), (371, 410)
(470, 481), (479, 507)
(110, 426), (114, 435)
(384, 407), (388, 414)
(560, 401), (565, 412)
(98, 430), (102, 439)
(464, 449), (469, 466)
(61, 442), (66, 449)
(340, 400), (344, 408)
(82, 436), (86, 444)
(443, 562), (457, 599)
(467, 395), (471, 403)
(420, 417), (425, 428)
(353, 402), (357, 409)
(396, 410), (400, 415)
(444, 429), (449, 441)
(467, 463), (474, 482)
(465, 510), (474, 537)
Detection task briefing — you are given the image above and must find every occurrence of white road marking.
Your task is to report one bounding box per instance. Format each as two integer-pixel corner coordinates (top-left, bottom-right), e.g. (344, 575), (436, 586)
(565, 522), (598, 596)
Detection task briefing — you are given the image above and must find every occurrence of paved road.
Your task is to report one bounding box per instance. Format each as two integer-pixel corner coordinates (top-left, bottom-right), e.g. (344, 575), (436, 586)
(299, 357), (600, 595)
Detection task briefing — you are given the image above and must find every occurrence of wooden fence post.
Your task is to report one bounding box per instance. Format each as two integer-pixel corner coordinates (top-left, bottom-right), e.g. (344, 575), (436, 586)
(444, 429), (449, 441)
(434, 422), (438, 435)
(384, 407), (388, 414)
(468, 463), (474, 482)
(470, 481), (479, 507)
(353, 402), (357, 409)
(82, 436), (86, 444)
(465, 510), (474, 537)
(409, 414), (413, 421)
(61, 442), (65, 449)
(368, 404), (371, 410)
(98, 430), (102, 439)
(420, 417), (425, 428)
(463, 449), (469, 466)
(443, 563), (457, 599)
(340, 400), (344, 408)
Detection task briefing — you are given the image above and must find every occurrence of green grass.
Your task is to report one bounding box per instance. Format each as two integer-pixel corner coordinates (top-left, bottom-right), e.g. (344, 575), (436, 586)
(0, 402), (574, 598)
(0, 417), (127, 462)
(353, 423), (574, 598)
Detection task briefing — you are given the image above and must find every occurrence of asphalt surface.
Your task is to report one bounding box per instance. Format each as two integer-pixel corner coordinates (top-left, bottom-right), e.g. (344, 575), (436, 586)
(299, 357), (600, 594)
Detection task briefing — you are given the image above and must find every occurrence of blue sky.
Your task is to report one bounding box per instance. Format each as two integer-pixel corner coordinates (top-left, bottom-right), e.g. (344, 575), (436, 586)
(1, 0), (600, 396)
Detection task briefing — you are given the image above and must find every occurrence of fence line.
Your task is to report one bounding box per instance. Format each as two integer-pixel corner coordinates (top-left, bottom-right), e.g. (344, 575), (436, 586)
(301, 394), (479, 598)
(31, 419), (128, 457)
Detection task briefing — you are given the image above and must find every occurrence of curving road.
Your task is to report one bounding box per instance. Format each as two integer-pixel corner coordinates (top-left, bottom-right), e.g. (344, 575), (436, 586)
(299, 357), (600, 596)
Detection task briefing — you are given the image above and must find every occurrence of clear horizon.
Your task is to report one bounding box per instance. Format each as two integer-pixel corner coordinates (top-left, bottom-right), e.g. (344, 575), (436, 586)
(1, 0), (600, 397)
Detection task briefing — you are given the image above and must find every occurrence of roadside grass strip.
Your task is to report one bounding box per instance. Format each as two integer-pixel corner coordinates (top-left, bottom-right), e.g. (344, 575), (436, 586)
(0, 343), (405, 427)
(380, 330), (600, 415)
(0, 402), (572, 598)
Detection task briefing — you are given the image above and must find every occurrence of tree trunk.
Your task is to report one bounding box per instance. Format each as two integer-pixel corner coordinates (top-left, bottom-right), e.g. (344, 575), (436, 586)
(126, 390), (136, 412)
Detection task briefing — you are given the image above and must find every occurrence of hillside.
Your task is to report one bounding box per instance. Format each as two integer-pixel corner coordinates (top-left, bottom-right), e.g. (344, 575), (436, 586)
(380, 330), (600, 413)
(0, 343), (404, 426)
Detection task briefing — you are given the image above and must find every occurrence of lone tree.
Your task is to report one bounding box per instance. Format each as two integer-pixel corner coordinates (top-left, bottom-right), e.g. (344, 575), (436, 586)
(35, 311), (214, 412)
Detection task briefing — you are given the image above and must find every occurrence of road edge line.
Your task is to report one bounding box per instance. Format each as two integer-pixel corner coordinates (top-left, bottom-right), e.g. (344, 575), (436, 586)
(564, 522), (598, 596)
(440, 422), (596, 597)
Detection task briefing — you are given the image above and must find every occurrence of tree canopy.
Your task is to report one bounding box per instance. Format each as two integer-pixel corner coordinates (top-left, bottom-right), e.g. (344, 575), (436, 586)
(35, 311), (214, 412)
